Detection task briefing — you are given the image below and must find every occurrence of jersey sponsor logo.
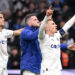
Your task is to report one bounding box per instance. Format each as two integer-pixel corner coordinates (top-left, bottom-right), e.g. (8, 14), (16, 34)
(0, 40), (7, 44)
(51, 44), (60, 48)
(56, 38), (59, 41)
(51, 39), (54, 41)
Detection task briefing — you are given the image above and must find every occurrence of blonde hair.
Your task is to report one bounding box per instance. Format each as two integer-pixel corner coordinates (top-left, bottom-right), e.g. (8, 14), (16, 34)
(0, 11), (3, 15)
(0, 11), (4, 18)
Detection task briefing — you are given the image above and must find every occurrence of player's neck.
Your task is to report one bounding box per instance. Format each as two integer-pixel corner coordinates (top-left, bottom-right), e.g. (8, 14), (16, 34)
(0, 27), (3, 31)
(46, 32), (54, 36)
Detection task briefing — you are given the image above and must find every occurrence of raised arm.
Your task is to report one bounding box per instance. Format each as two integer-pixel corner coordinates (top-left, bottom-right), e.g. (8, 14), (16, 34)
(62, 15), (75, 33)
(38, 9), (53, 39)
(38, 16), (48, 39)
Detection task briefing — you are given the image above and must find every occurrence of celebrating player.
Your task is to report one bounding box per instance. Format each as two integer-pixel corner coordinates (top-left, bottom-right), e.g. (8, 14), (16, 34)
(20, 9), (75, 75)
(0, 11), (23, 75)
(38, 9), (75, 75)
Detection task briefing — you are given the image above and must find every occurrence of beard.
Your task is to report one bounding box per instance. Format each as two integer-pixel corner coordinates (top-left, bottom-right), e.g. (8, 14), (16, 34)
(55, 30), (57, 33)
(0, 25), (4, 28)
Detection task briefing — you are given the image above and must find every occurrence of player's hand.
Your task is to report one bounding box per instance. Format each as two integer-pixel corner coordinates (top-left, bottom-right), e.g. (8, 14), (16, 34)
(67, 43), (75, 51)
(46, 9), (53, 16)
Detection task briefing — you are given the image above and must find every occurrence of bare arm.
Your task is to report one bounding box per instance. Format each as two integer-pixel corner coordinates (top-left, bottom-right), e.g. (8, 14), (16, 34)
(13, 28), (23, 36)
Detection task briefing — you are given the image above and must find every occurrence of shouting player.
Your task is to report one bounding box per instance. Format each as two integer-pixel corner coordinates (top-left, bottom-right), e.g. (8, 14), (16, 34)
(38, 9), (75, 75)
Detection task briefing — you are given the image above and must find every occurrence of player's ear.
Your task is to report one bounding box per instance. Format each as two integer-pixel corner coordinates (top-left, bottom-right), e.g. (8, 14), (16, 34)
(27, 19), (32, 26)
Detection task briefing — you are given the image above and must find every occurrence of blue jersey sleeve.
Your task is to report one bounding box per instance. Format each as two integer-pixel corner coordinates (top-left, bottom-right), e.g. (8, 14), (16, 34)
(60, 44), (68, 50)
(60, 44), (68, 51)
(21, 28), (39, 40)
(59, 29), (65, 36)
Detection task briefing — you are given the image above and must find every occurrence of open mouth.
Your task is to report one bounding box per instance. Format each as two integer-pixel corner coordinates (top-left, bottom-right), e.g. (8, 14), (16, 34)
(56, 26), (57, 29)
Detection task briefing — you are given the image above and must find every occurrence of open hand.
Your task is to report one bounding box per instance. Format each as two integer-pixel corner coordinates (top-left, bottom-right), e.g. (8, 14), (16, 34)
(67, 43), (75, 51)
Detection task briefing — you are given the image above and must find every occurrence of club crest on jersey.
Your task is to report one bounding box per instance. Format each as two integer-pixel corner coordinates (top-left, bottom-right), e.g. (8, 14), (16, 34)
(43, 70), (45, 73)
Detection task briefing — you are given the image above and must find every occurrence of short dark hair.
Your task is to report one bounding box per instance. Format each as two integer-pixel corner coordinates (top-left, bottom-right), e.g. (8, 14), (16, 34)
(25, 13), (36, 24)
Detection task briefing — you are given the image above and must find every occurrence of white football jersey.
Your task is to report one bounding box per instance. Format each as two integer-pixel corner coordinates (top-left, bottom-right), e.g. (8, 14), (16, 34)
(38, 15), (75, 71)
(0, 29), (13, 68)
(38, 31), (62, 70)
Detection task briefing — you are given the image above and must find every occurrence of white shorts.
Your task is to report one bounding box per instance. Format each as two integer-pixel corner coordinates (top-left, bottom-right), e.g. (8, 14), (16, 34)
(0, 68), (8, 75)
(22, 70), (40, 75)
(40, 68), (61, 75)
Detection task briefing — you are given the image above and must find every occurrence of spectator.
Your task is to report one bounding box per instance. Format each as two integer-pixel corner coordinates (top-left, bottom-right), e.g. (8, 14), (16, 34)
(52, 0), (63, 11)
(8, 47), (20, 69)
(68, 23), (75, 42)
(69, 51), (75, 69)
(4, 9), (12, 29)
(39, 2), (46, 13)
(22, 0), (31, 8)
(13, 18), (23, 30)
(0, 0), (10, 12)
(12, 0), (23, 12)
(62, 4), (69, 13)
(29, 3), (36, 13)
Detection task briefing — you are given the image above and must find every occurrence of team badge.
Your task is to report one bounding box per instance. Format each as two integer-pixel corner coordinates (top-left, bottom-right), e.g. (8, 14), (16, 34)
(43, 70), (45, 73)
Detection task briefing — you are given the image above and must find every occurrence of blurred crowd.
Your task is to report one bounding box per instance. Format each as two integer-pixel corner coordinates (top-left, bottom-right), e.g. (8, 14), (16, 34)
(0, 0), (75, 69)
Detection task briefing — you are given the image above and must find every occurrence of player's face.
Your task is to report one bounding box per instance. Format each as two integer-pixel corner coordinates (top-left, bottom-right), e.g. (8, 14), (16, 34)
(48, 20), (57, 33)
(30, 16), (40, 27)
(0, 14), (5, 27)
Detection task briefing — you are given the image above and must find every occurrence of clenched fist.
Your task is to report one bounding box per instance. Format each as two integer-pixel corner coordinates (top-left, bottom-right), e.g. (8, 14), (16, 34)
(46, 9), (53, 16)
